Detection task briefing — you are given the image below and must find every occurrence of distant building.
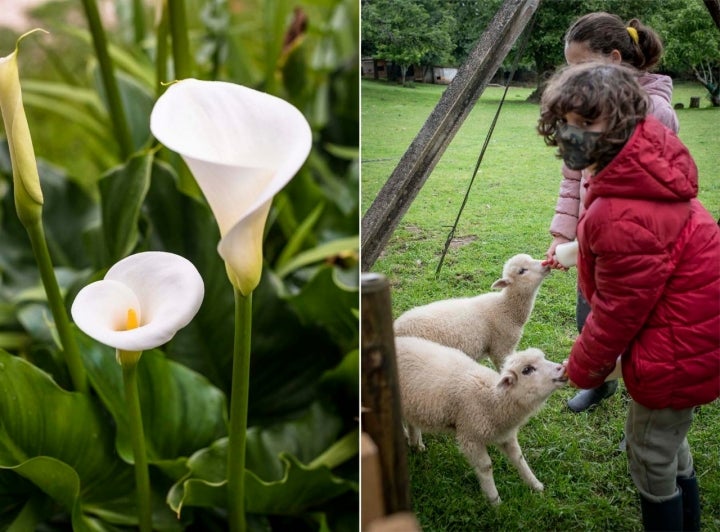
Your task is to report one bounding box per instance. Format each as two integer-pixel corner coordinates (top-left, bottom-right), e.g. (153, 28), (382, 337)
(432, 66), (457, 84)
(362, 57), (457, 84)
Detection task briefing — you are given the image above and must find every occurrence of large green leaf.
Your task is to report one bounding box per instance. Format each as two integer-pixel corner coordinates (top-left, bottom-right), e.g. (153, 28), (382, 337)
(77, 331), (228, 474)
(98, 151), (152, 265)
(285, 264), (359, 353)
(37, 158), (99, 270)
(167, 402), (357, 517)
(247, 273), (346, 425)
(0, 350), (134, 528)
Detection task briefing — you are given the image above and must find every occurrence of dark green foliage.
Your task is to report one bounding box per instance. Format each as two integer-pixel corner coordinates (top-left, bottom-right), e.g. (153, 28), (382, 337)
(0, 1), (358, 529)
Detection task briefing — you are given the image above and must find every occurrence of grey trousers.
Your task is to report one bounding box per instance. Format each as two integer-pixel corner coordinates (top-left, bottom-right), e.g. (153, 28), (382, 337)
(625, 399), (695, 502)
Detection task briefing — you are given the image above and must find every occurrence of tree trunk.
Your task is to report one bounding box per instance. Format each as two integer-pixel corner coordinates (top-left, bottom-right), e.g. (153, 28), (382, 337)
(703, 0), (720, 30)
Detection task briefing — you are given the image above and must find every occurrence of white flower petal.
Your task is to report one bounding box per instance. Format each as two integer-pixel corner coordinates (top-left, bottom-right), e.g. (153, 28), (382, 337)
(72, 252), (204, 352)
(218, 201), (271, 295)
(71, 279), (143, 350)
(149, 79), (312, 293)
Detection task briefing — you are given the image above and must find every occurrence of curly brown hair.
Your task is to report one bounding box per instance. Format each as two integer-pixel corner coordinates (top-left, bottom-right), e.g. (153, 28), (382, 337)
(538, 62), (649, 172)
(565, 12), (664, 71)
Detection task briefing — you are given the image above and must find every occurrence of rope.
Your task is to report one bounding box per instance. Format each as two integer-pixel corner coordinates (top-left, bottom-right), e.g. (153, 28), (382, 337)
(435, 6), (540, 276)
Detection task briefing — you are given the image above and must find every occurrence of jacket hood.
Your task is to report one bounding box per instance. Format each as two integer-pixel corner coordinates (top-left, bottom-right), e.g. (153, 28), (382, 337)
(586, 116), (698, 205)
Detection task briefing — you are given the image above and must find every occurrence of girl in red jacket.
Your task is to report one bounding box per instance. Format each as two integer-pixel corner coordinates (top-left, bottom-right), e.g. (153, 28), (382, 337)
(538, 62), (720, 531)
(545, 12), (680, 413)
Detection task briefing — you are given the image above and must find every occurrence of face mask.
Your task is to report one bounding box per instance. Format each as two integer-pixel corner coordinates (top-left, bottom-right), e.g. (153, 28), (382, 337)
(556, 123), (602, 170)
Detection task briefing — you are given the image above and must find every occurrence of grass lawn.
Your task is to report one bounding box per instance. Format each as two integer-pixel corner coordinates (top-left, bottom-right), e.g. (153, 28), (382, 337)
(361, 78), (720, 531)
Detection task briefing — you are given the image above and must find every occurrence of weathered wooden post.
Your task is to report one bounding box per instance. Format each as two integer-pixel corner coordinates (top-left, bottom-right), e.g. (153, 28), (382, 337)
(361, 273), (410, 518)
(361, 0), (540, 270)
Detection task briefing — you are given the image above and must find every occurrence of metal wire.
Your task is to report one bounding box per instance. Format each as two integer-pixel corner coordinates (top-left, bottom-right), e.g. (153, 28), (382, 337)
(435, 6), (540, 276)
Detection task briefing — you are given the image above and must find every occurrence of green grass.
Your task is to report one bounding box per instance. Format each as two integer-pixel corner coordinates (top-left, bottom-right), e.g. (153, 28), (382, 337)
(361, 79), (720, 531)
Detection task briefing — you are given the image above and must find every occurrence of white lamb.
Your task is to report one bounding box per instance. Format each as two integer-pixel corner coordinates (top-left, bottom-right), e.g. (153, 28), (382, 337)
(394, 253), (550, 369)
(395, 336), (567, 505)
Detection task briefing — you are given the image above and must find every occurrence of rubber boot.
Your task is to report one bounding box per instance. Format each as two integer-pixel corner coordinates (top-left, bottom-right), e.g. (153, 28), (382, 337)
(640, 490), (683, 531)
(677, 473), (700, 531)
(567, 380), (618, 413)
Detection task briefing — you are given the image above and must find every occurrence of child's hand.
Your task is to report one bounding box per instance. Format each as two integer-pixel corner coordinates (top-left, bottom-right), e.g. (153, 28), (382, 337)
(561, 359), (579, 388)
(543, 236), (571, 270)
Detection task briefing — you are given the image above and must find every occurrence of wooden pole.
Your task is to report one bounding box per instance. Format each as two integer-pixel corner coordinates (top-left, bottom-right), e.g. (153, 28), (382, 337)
(361, 273), (410, 516)
(361, 0), (540, 270)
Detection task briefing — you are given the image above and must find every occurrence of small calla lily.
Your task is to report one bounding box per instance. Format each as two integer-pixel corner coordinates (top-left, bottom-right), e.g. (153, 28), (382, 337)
(0, 31), (46, 225)
(71, 252), (204, 358)
(149, 79), (312, 295)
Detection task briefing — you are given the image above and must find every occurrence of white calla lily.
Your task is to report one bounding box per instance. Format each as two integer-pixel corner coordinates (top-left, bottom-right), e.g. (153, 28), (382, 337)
(149, 79), (312, 295)
(71, 252), (204, 355)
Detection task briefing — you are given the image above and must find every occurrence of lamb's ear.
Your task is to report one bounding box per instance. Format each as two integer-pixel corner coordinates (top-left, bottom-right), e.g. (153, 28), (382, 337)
(498, 369), (518, 389)
(491, 277), (511, 290)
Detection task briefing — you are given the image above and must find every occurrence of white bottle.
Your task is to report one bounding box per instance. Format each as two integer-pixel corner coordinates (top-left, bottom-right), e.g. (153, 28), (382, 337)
(555, 240), (578, 268)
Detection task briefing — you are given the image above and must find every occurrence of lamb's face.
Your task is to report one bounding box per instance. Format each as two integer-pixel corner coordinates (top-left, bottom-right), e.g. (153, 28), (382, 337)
(497, 348), (567, 403)
(502, 254), (551, 290)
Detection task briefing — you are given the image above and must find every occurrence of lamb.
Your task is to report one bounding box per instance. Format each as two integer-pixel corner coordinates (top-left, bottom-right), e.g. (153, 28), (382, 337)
(395, 336), (567, 505)
(394, 253), (550, 369)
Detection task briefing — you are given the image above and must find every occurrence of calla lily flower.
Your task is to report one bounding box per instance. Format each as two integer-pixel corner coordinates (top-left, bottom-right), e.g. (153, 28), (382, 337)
(71, 252), (204, 358)
(0, 31), (46, 225)
(149, 79), (312, 295)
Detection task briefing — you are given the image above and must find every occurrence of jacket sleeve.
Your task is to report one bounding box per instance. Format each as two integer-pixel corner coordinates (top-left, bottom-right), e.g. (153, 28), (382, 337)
(649, 93), (679, 134)
(566, 214), (675, 389)
(549, 163), (581, 240)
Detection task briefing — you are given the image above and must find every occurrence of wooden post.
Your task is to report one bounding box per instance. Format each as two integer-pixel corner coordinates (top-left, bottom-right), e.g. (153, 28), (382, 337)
(361, 0), (540, 271)
(361, 273), (410, 517)
(690, 96), (701, 108)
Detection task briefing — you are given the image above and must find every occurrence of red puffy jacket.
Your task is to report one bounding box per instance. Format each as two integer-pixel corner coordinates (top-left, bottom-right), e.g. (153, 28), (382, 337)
(567, 115), (720, 410)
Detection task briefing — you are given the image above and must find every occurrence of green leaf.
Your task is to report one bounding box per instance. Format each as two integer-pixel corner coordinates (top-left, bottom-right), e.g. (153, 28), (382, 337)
(285, 265), (359, 352)
(247, 274), (347, 424)
(167, 402), (357, 516)
(37, 159), (99, 270)
(98, 152), (152, 265)
(0, 350), (134, 528)
(76, 331), (228, 473)
(274, 202), (325, 272)
(64, 26), (156, 89)
(275, 235), (358, 279)
(113, 70), (155, 152)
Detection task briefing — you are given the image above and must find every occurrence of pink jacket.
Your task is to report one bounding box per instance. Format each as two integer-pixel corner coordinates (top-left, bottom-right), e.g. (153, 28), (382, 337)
(549, 74), (679, 240)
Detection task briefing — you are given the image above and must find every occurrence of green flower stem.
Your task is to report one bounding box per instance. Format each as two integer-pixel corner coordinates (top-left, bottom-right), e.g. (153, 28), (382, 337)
(227, 288), (252, 532)
(155, 1), (169, 96)
(167, 0), (193, 79)
(121, 356), (153, 532)
(25, 219), (87, 393)
(132, 0), (146, 47)
(80, 0), (133, 159)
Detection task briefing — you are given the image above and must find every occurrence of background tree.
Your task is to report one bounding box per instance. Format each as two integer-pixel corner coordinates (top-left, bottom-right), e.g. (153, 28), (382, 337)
(449, 0), (501, 64)
(416, 0), (456, 75)
(363, 0), (720, 103)
(361, 0), (454, 85)
(522, 0), (658, 100)
(651, 0), (720, 106)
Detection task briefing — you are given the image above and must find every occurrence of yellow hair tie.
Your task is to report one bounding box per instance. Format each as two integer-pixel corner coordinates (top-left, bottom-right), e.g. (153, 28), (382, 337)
(627, 27), (639, 45)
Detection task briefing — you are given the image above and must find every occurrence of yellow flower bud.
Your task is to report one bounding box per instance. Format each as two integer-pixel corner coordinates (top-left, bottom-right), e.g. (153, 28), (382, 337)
(0, 31), (46, 226)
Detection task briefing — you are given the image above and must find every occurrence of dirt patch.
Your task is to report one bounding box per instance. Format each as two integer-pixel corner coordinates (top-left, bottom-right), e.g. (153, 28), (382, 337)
(448, 234), (478, 249)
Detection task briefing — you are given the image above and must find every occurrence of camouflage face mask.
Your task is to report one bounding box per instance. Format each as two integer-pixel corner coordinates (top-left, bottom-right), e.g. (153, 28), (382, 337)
(556, 123), (602, 170)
